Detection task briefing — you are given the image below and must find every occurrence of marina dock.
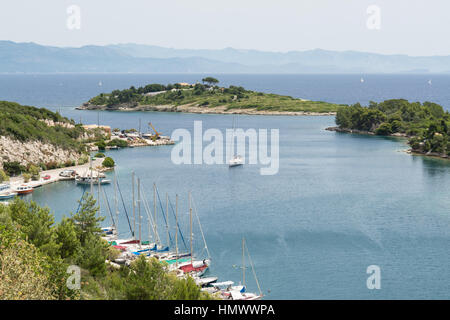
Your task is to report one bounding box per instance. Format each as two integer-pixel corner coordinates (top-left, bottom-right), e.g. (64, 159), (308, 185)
(7, 158), (104, 190)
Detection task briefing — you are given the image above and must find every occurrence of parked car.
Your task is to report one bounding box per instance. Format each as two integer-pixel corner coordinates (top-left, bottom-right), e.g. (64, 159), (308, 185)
(59, 170), (76, 177)
(43, 175), (51, 180)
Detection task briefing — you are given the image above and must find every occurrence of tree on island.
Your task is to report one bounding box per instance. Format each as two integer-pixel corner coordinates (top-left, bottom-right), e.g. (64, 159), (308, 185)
(201, 77), (219, 86)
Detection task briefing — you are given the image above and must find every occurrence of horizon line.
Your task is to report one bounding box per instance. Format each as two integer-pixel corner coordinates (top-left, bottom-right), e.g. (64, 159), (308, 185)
(2, 40), (450, 59)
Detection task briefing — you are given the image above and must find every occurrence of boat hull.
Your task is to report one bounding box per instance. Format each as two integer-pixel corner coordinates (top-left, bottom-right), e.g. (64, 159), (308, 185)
(76, 179), (111, 185)
(17, 189), (33, 195)
(229, 163), (243, 167)
(0, 193), (17, 199)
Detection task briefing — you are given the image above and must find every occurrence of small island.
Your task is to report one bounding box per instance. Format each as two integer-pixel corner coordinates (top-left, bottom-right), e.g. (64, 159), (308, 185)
(78, 77), (343, 115)
(326, 99), (450, 160)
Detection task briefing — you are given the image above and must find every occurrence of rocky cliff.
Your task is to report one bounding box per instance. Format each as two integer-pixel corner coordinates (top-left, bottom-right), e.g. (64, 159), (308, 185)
(0, 136), (81, 169)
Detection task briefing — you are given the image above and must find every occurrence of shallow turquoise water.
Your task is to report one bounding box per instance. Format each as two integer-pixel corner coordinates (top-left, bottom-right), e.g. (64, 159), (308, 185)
(25, 111), (450, 299)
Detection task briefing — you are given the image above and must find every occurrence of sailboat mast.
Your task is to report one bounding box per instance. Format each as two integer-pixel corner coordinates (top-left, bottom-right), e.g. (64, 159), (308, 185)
(153, 183), (158, 245)
(132, 171), (136, 239)
(138, 178), (141, 249)
(189, 191), (193, 265)
(166, 192), (169, 248)
(243, 237), (246, 287)
(97, 170), (101, 215)
(90, 157), (93, 194)
(114, 171), (118, 233)
(245, 240), (263, 297)
(175, 194), (179, 268)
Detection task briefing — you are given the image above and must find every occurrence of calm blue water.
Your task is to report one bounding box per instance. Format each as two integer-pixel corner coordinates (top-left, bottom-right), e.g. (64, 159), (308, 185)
(0, 73), (449, 111)
(2, 74), (450, 299)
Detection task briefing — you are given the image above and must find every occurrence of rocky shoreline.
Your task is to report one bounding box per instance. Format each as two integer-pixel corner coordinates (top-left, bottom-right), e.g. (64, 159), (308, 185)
(77, 102), (336, 116)
(326, 126), (450, 161)
(325, 126), (408, 137)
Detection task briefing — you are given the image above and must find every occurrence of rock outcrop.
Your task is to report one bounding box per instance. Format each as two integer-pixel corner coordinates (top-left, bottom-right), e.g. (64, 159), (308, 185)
(0, 136), (81, 169)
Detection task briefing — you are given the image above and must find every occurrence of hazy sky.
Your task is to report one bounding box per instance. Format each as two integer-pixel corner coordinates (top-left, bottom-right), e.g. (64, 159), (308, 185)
(0, 0), (447, 56)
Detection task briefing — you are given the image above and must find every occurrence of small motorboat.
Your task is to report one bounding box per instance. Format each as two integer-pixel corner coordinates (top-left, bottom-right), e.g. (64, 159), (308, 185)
(0, 192), (18, 200)
(15, 185), (33, 195)
(229, 155), (243, 167)
(0, 183), (11, 193)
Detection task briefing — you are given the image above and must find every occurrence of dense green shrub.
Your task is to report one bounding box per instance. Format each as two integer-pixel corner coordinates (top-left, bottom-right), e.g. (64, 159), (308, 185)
(28, 164), (41, 181)
(78, 155), (89, 165)
(335, 99), (450, 155)
(107, 139), (128, 148)
(0, 169), (9, 183)
(45, 161), (59, 170)
(23, 173), (31, 183)
(3, 161), (25, 176)
(95, 140), (106, 151)
(375, 123), (392, 135)
(102, 157), (115, 168)
(0, 101), (85, 151)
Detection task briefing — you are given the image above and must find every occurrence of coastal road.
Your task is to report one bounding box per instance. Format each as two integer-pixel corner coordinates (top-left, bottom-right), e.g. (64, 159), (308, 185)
(9, 158), (104, 189)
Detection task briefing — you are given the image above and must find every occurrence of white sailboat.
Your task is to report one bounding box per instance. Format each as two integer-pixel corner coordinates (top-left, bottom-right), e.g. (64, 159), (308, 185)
(224, 238), (263, 300)
(229, 115), (243, 167)
(178, 192), (211, 276)
(75, 160), (110, 185)
(229, 155), (243, 167)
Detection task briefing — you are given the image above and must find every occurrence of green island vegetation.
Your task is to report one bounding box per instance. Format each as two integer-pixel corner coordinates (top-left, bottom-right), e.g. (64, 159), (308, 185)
(0, 101), (122, 181)
(0, 101), (85, 151)
(86, 78), (342, 113)
(0, 196), (211, 300)
(334, 99), (450, 157)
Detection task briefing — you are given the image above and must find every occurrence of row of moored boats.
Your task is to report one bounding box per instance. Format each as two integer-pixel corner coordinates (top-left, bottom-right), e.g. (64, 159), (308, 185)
(95, 172), (262, 300)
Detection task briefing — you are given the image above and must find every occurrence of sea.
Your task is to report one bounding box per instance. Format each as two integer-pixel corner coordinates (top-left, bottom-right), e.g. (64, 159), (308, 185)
(0, 73), (449, 299)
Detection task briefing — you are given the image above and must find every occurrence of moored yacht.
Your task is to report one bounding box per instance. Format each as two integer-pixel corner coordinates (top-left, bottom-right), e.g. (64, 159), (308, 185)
(75, 176), (111, 185)
(15, 185), (34, 195)
(0, 183), (17, 199)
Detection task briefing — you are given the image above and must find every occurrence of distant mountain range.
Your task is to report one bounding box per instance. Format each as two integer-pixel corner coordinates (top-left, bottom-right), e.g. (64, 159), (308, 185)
(1, 41), (450, 74)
